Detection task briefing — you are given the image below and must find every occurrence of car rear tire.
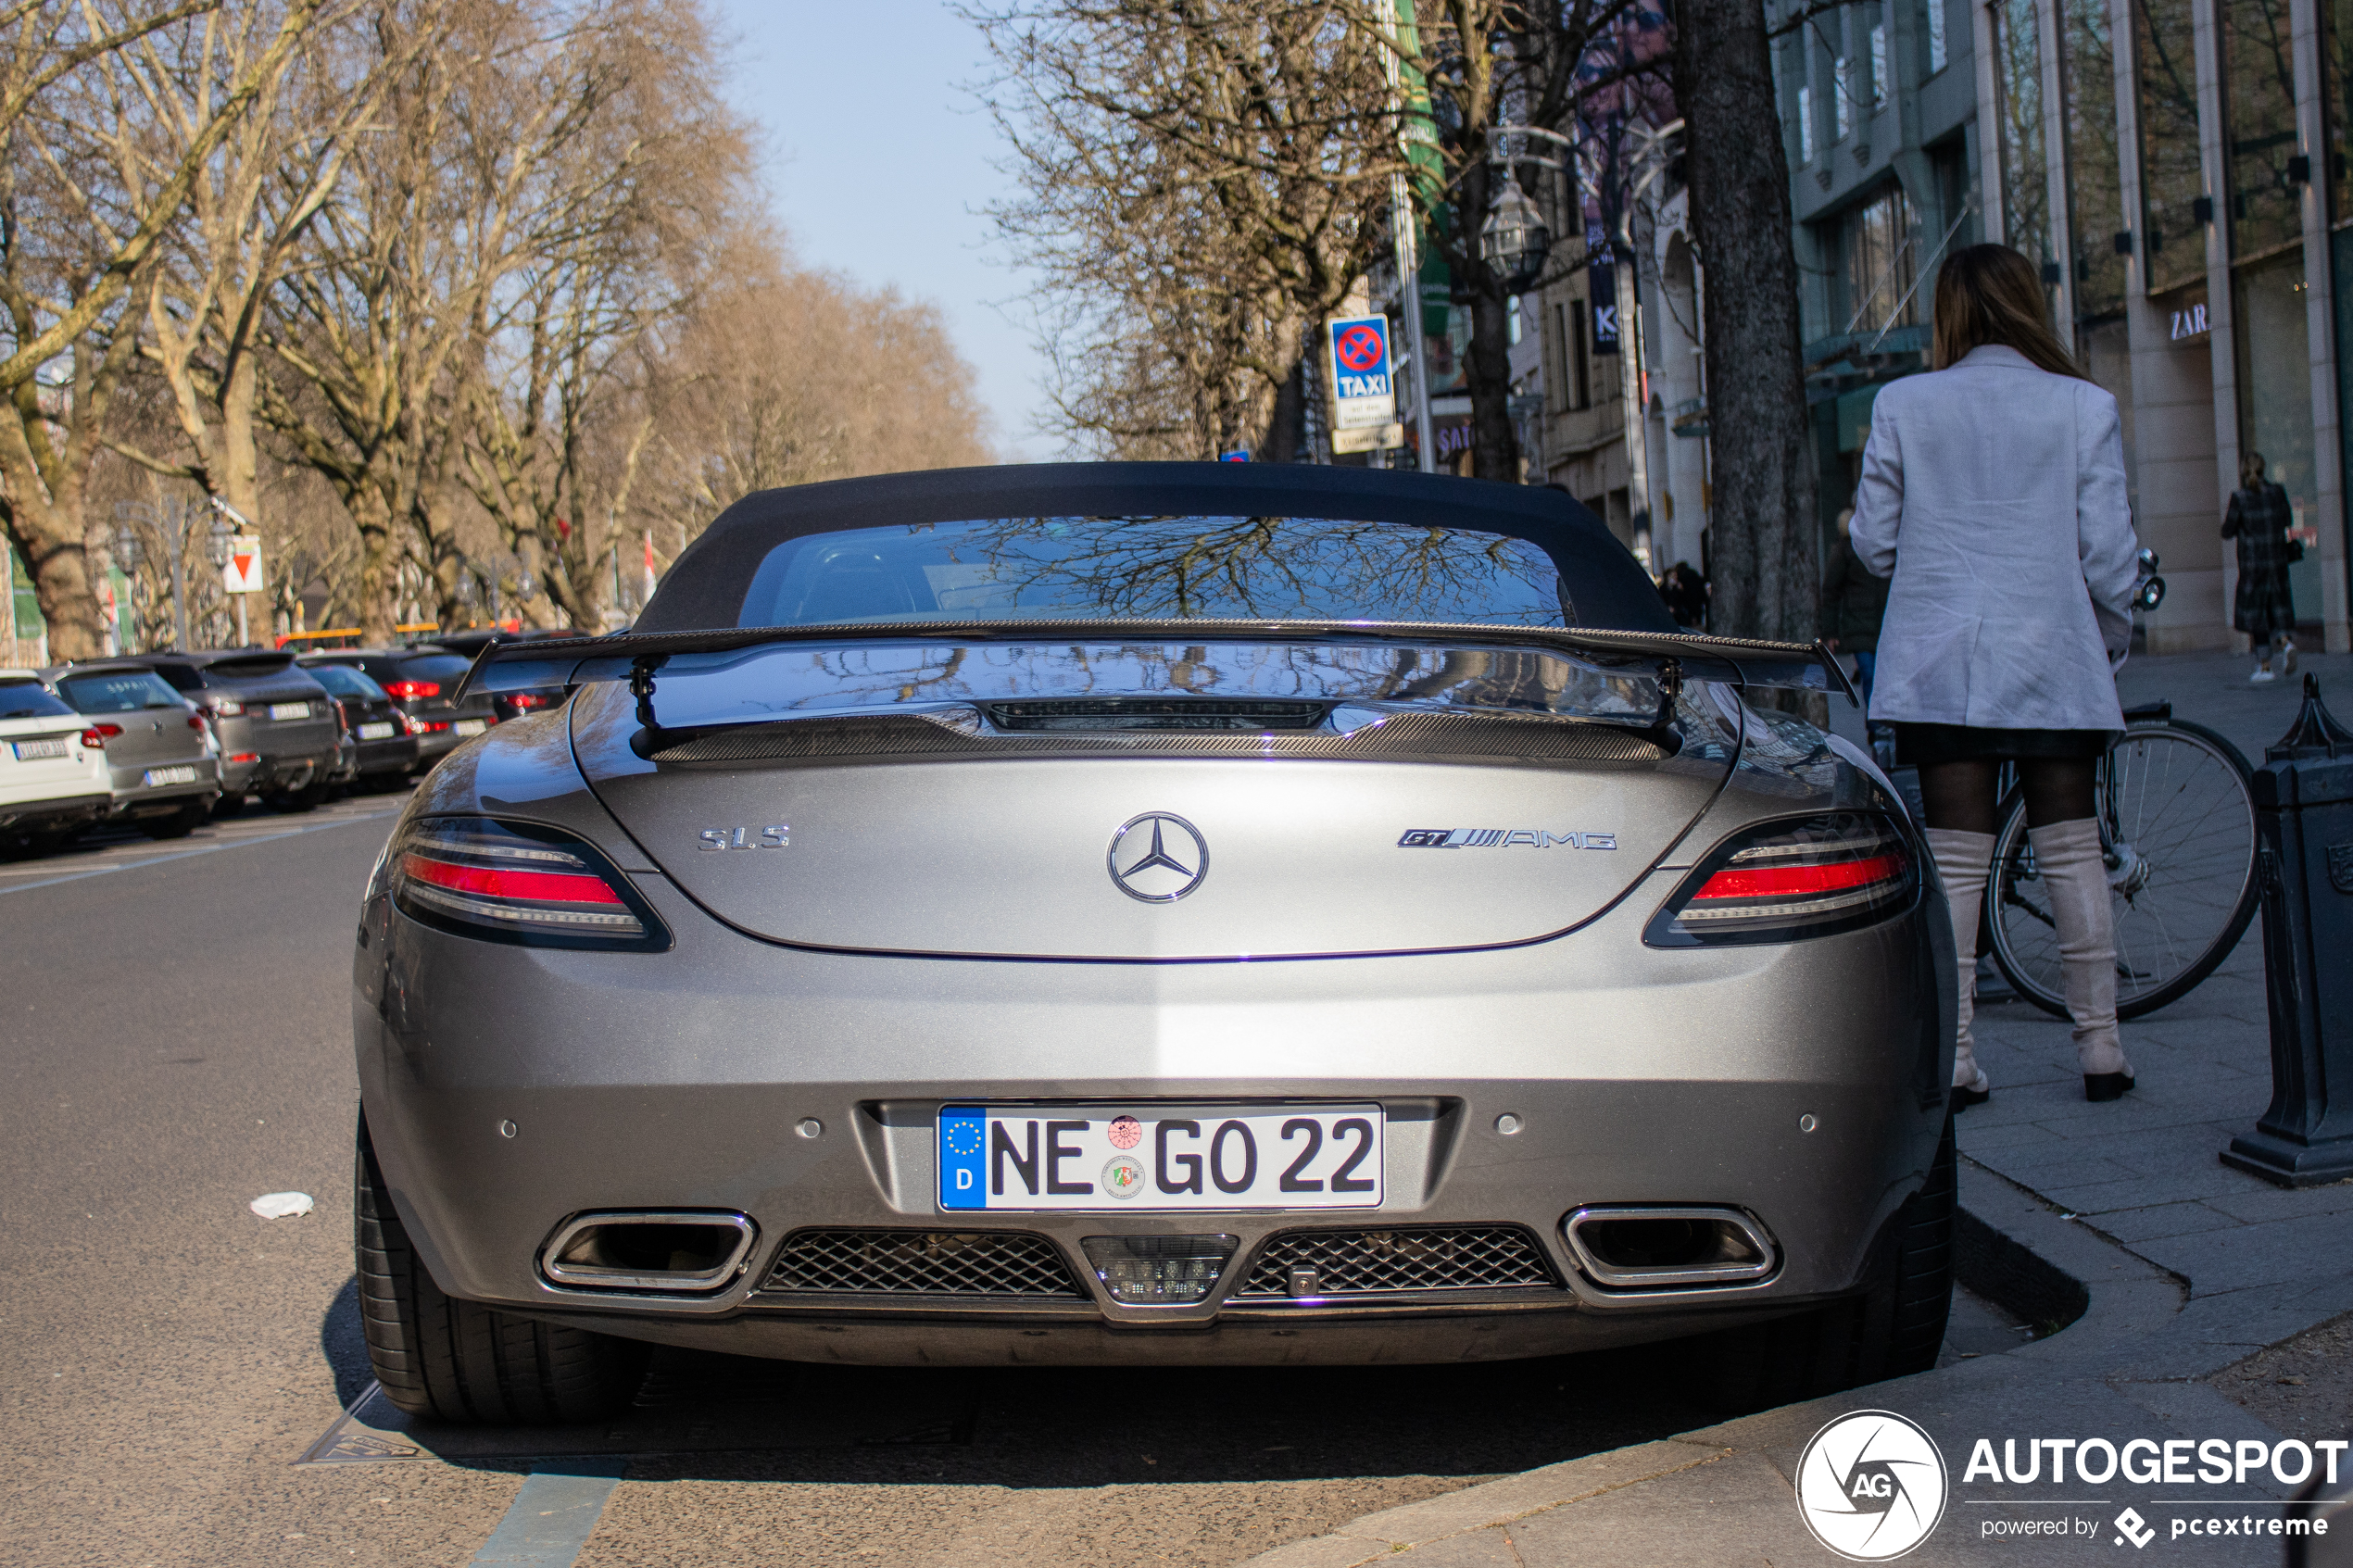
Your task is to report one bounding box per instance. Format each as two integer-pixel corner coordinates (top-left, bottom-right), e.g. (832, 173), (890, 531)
(355, 1115), (648, 1424)
(268, 780), (333, 813)
(1683, 1116), (1955, 1412)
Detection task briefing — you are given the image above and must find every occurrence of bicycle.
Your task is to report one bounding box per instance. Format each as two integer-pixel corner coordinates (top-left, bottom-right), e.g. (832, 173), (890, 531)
(1982, 699), (2260, 1020)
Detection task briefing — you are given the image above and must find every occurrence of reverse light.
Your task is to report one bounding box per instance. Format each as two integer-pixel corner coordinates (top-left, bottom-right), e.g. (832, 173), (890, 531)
(1646, 813), (1916, 947)
(389, 816), (667, 949)
(211, 699), (245, 717)
(80, 722), (122, 747)
(383, 680), (441, 699)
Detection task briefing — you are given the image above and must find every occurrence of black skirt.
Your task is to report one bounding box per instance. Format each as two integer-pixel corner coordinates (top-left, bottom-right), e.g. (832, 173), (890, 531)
(1894, 722), (2118, 765)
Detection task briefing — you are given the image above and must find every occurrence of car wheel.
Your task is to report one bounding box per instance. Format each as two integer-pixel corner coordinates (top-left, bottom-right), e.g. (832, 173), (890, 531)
(267, 780), (333, 813)
(355, 1115), (648, 1424)
(142, 799), (209, 840)
(1683, 1116), (1955, 1412)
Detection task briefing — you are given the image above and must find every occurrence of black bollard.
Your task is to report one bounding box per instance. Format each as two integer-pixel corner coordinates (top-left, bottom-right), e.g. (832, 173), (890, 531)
(2223, 674), (2353, 1188)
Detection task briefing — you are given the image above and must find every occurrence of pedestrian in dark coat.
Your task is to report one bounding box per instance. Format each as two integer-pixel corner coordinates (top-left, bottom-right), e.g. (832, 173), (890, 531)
(1657, 561), (1708, 628)
(2221, 451), (2299, 683)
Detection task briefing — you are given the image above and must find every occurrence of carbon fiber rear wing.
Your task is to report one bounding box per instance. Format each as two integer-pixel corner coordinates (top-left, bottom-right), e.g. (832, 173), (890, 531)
(454, 619), (1857, 707)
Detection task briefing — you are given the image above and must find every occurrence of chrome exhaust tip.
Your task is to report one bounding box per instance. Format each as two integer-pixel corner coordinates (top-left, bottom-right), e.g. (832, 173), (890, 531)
(539, 1210), (758, 1293)
(1562, 1206), (1778, 1289)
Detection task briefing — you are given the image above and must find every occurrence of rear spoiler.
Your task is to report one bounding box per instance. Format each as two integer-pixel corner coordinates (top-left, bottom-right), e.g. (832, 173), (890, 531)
(455, 619), (1857, 708)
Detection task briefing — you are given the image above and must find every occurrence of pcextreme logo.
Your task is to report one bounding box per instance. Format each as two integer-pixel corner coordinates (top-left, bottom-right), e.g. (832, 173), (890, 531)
(1795, 1410), (1951, 1562)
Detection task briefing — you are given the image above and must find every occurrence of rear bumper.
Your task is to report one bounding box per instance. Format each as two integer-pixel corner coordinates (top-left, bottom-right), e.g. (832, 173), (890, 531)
(0, 791), (109, 830)
(104, 757), (220, 811)
(357, 869), (1952, 1365)
(356, 736), (422, 774)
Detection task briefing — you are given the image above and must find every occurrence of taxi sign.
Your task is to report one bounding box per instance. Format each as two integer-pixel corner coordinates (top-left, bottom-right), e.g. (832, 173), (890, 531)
(1327, 314), (1395, 429)
(222, 535), (264, 594)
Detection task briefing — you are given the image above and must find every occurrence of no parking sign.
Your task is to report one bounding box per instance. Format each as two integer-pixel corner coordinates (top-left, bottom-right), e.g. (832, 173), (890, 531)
(1327, 315), (1395, 430)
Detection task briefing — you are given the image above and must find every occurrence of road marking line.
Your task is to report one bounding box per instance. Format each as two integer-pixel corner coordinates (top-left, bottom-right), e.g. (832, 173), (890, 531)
(470, 1461), (628, 1567)
(0, 810), (398, 896)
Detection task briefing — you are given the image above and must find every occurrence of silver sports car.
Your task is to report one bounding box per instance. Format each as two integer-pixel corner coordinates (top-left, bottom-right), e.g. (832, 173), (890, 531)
(352, 464), (1954, 1425)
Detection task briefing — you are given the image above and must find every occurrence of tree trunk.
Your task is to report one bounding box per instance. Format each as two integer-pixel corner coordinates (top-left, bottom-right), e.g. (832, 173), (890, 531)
(1466, 284), (1518, 480)
(1672, 0), (1818, 646)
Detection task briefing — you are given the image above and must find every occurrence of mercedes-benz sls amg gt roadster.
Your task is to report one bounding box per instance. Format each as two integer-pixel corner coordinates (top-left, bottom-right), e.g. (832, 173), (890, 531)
(352, 463), (1956, 1425)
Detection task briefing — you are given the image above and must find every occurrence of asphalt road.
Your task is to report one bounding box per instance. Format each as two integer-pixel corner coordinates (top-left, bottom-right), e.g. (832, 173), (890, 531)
(0, 789), (2024, 1568)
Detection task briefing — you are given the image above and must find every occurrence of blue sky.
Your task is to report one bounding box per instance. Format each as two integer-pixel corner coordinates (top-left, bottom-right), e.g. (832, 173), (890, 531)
(711, 1), (1052, 460)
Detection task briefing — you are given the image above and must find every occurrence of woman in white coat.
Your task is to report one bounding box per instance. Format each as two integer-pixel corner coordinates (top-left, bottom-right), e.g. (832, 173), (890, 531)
(1849, 244), (2142, 1109)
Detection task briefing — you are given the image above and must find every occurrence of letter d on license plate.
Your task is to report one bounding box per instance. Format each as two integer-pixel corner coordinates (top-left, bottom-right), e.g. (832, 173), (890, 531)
(937, 1104), (1382, 1211)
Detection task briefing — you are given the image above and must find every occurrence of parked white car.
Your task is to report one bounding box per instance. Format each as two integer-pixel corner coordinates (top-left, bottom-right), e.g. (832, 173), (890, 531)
(0, 670), (109, 847)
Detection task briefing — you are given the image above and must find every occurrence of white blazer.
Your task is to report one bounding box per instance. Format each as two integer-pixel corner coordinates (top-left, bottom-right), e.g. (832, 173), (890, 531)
(1847, 344), (2139, 734)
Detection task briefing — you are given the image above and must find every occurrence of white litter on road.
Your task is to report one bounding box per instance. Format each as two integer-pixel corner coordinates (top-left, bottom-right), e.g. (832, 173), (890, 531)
(249, 1192), (315, 1219)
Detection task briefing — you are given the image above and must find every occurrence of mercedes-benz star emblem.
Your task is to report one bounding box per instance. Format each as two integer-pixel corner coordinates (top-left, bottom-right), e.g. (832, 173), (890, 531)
(1107, 812), (1209, 903)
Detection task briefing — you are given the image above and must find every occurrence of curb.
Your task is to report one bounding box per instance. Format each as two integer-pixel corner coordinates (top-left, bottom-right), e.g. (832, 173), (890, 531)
(1230, 1170), (2183, 1568)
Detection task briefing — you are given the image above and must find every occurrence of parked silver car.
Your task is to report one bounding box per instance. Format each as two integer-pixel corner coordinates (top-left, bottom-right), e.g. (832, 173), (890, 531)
(353, 465), (1952, 1426)
(44, 662), (220, 836)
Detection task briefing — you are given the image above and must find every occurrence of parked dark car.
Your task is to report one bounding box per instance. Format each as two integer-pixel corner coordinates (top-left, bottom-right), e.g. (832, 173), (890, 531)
(128, 650), (340, 811)
(301, 646), (498, 764)
(426, 628), (575, 722)
(296, 659), (421, 789)
(43, 662), (220, 835)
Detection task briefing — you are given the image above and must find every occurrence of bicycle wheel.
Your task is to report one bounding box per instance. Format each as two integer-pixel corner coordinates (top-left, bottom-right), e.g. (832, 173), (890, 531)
(1985, 719), (2259, 1020)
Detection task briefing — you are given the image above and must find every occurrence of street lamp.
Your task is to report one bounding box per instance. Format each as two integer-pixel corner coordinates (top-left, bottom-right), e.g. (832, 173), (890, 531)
(1478, 170), (1551, 291)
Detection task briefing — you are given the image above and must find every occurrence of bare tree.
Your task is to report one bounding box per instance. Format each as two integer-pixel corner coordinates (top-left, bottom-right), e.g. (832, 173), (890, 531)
(970, 1), (1399, 459)
(0, 0), (321, 658)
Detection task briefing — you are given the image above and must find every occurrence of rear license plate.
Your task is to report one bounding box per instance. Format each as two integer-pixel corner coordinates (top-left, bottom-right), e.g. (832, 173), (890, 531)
(451, 719), (487, 736)
(357, 721), (395, 740)
(268, 702), (310, 721)
(938, 1104), (1383, 1211)
(142, 765), (198, 786)
(11, 738), (69, 760)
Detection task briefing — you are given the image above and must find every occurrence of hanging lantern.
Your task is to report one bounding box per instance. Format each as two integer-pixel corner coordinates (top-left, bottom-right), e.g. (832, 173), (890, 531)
(1478, 170), (1552, 291)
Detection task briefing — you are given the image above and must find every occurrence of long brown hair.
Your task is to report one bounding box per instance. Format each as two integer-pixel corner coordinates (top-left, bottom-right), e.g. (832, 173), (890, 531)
(1931, 244), (2087, 378)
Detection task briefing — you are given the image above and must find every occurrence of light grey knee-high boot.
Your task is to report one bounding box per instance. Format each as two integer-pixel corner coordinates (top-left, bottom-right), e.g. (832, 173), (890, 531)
(2029, 818), (2134, 1098)
(1926, 828), (1996, 1107)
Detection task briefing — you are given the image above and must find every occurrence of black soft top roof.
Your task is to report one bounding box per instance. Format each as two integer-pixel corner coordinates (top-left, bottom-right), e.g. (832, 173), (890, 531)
(635, 462), (1678, 634)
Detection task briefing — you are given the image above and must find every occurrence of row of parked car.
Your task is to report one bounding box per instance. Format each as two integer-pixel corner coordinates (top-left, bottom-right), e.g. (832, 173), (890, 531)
(0, 630), (570, 851)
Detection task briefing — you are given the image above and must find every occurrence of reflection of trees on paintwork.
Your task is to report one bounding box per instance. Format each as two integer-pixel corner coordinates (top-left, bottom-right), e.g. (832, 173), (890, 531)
(754, 515), (1570, 629)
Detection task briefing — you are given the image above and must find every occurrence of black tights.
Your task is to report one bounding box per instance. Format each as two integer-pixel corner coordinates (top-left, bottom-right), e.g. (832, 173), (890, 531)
(1919, 759), (2097, 836)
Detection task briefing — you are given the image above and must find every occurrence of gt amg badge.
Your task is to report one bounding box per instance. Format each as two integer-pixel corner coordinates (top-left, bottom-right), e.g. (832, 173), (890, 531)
(1398, 828), (1617, 849)
(1108, 812), (1208, 902)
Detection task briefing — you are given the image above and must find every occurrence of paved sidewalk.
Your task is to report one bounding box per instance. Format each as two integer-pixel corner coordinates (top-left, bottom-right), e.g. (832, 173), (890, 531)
(1245, 651), (2353, 1568)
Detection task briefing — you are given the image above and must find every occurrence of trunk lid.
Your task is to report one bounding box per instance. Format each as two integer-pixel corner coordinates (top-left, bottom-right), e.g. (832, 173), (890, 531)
(569, 638), (1732, 960)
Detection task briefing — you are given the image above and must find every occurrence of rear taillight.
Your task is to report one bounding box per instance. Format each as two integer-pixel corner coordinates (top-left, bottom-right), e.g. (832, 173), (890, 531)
(228, 751), (260, 763)
(508, 693), (549, 710)
(384, 680), (441, 699)
(211, 698), (245, 717)
(186, 715), (205, 732)
(1645, 814), (1916, 947)
(81, 723), (122, 747)
(394, 710), (416, 736)
(417, 719), (450, 733)
(389, 816), (666, 949)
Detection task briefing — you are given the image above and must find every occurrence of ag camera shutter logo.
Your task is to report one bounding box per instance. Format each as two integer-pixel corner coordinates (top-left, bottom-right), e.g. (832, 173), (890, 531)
(1795, 1410), (1949, 1561)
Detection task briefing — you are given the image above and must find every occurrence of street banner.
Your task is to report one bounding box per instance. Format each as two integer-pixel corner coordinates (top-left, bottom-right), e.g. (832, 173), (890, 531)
(1587, 221), (1620, 356)
(222, 535), (264, 594)
(1326, 315), (1395, 429)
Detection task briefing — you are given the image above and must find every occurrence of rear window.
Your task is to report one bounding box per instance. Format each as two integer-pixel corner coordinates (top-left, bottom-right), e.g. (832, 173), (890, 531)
(0, 679), (74, 720)
(58, 671), (186, 712)
(304, 663), (389, 700)
(393, 655), (473, 685)
(737, 516), (1571, 629)
(204, 655), (300, 685)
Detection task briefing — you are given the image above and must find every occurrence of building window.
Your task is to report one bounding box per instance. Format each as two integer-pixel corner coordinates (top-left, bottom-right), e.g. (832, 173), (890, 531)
(2221, 0), (2301, 262)
(1994, 0), (2054, 286)
(1870, 23), (1889, 112)
(1835, 55), (1855, 139)
(1843, 182), (1920, 332)
(1798, 83), (1817, 163)
(2328, 0), (2353, 224)
(2065, 0), (2127, 320)
(1927, 0), (1948, 74)
(2136, 0), (2204, 295)
(1508, 295), (1524, 345)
